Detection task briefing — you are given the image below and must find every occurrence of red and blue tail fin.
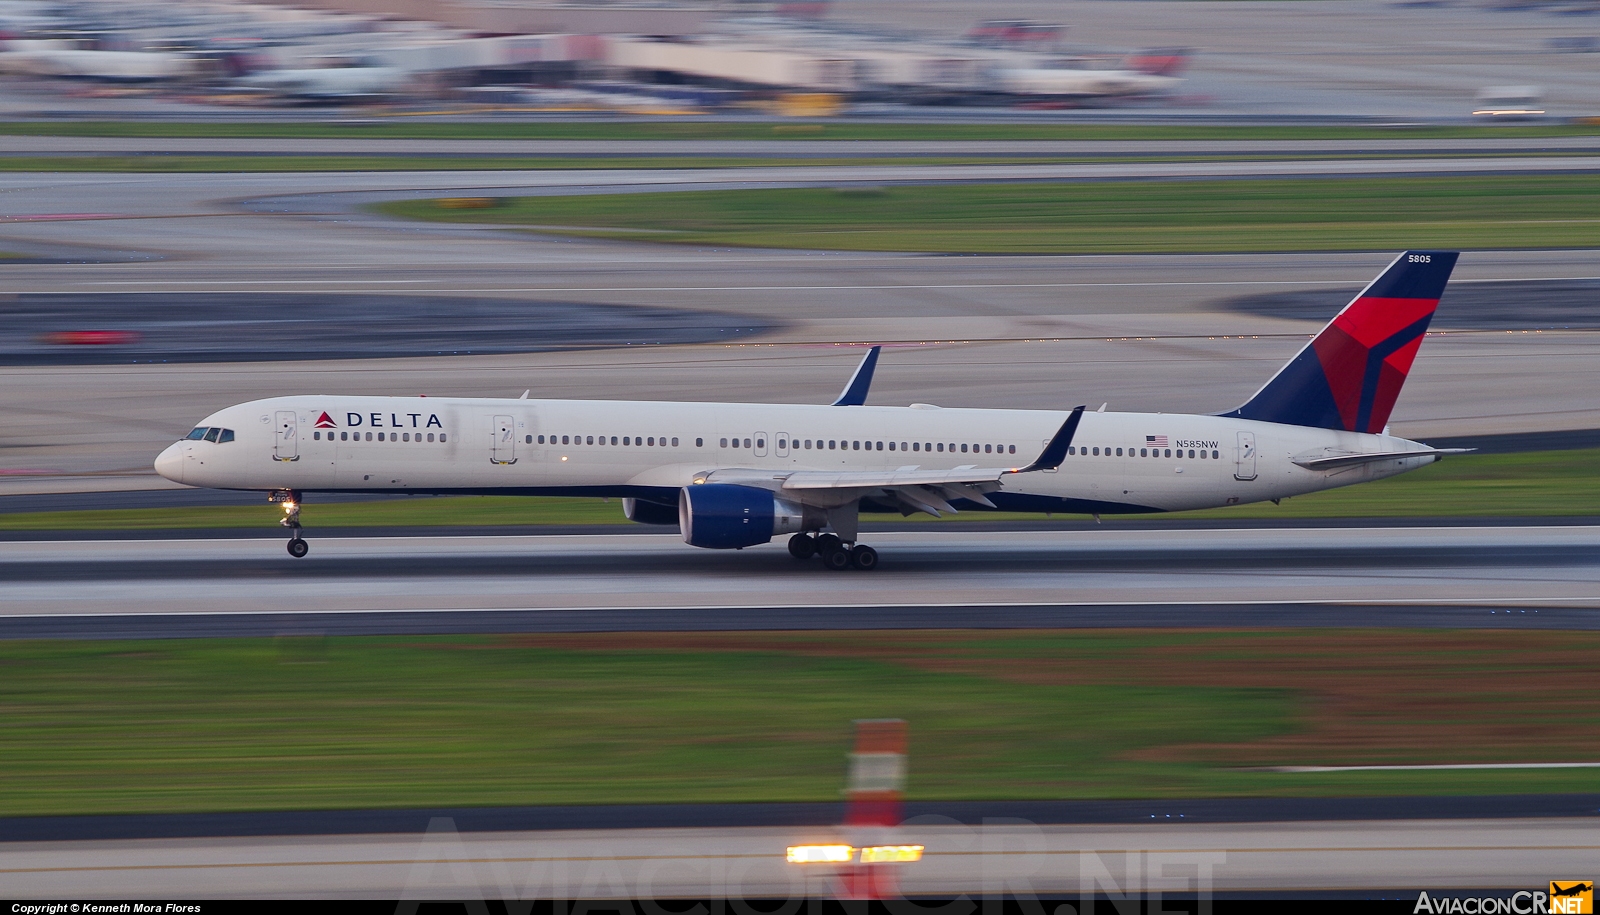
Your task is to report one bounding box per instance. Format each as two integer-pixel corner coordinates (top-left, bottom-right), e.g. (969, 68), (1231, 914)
(1222, 251), (1458, 433)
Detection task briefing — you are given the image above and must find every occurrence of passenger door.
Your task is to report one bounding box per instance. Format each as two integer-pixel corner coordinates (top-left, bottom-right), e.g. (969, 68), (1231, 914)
(1234, 431), (1258, 481)
(491, 414), (517, 465)
(775, 431), (790, 457)
(274, 411), (299, 462)
(754, 431), (768, 457)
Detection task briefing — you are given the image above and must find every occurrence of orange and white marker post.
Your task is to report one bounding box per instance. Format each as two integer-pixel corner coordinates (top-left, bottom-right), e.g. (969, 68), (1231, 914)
(784, 719), (924, 898)
(836, 718), (911, 900)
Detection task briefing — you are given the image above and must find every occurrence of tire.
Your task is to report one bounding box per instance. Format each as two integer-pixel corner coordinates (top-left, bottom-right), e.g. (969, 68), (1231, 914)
(788, 533), (816, 560)
(821, 546), (852, 571)
(287, 538), (309, 558)
(815, 533), (842, 553)
(850, 544), (879, 571)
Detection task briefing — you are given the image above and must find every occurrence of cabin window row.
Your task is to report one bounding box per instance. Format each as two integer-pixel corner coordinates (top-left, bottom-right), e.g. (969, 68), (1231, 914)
(1069, 446), (1220, 460)
(723, 438), (1017, 455)
(315, 430), (446, 443)
(532, 434), (683, 447)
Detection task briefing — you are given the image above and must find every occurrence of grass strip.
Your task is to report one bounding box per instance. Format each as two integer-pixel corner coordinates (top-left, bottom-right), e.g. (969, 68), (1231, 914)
(2, 120), (1599, 142)
(3, 629), (1598, 816)
(1, 448), (1595, 531)
(377, 175), (1600, 253)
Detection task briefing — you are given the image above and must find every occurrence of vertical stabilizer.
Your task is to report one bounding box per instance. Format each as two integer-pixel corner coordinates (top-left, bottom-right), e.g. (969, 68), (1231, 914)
(1222, 251), (1458, 433)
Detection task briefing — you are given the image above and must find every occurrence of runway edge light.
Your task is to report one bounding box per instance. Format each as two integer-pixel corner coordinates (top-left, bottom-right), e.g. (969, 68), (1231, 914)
(787, 845), (854, 864)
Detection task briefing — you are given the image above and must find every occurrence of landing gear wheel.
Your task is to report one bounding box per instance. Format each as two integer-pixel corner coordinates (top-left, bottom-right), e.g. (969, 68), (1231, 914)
(822, 546), (853, 571)
(788, 533), (817, 560)
(287, 538), (309, 558)
(815, 533), (842, 554)
(849, 544), (879, 571)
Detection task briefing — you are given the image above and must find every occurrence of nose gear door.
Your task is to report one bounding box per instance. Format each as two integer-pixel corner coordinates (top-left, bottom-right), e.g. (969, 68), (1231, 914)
(1234, 431), (1257, 481)
(274, 411), (299, 462)
(492, 414), (517, 465)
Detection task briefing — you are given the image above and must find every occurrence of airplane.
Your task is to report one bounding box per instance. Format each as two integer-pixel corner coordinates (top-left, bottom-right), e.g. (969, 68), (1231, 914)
(155, 250), (1465, 570)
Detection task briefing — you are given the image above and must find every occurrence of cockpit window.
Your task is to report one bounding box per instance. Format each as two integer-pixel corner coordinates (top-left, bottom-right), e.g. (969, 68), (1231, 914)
(186, 427), (208, 441)
(203, 428), (221, 443)
(217, 429), (234, 443)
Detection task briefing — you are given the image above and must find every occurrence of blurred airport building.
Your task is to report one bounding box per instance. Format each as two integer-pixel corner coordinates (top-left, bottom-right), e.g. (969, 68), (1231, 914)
(0, 0), (1187, 107)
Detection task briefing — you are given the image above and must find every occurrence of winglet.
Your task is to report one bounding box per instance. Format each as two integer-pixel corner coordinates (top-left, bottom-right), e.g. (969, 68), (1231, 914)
(831, 346), (881, 406)
(1013, 406), (1086, 474)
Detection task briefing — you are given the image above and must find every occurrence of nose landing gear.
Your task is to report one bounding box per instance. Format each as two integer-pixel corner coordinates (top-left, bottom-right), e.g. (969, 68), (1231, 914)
(272, 490), (308, 558)
(787, 532), (879, 571)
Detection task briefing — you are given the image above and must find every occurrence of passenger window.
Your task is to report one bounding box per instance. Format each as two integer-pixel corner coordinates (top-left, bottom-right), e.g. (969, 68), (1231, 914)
(912, 442), (920, 451)
(365, 432), (373, 442)
(1068, 446), (1074, 455)
(525, 435), (531, 444)
(403, 433), (410, 442)
(378, 433), (386, 442)
(585, 436), (592, 445)
(984, 444), (991, 453)
(1213, 450), (1220, 459)
(340, 432), (348, 441)
(428, 433), (435, 442)
(313, 431), (321, 441)
(754, 438), (761, 449)
(219, 429), (235, 443)
(876, 442), (883, 451)
(696, 438), (704, 447)
(853, 441), (860, 451)
(1200, 450), (1206, 459)
(829, 440), (836, 450)
(1189, 450), (1196, 459)
(1008, 445), (1015, 454)
(936, 443), (943, 452)
(1115, 447), (1121, 456)
(902, 442), (909, 451)
(672, 437), (679, 447)
(1092, 447), (1099, 455)
(440, 434), (447, 443)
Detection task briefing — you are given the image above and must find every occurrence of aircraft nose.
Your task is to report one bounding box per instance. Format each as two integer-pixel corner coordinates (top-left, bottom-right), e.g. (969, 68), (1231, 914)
(154, 443), (185, 484)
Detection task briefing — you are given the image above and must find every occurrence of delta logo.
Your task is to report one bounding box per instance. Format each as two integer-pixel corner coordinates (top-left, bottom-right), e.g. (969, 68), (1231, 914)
(314, 412), (337, 429)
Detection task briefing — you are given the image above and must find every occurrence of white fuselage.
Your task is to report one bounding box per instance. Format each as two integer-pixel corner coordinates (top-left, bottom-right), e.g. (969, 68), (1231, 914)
(156, 395), (1439, 515)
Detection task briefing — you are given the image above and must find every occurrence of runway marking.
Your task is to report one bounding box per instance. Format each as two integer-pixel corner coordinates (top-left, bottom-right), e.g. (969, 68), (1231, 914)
(7, 844), (1600, 875)
(2, 596), (1597, 621)
(1270, 762), (1600, 772)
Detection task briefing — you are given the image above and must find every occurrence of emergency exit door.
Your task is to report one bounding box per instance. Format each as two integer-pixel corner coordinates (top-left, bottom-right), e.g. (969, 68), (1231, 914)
(1234, 431), (1257, 481)
(274, 411), (299, 462)
(491, 415), (517, 465)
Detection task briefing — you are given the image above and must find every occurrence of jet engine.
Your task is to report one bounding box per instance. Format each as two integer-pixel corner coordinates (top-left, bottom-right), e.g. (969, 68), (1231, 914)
(678, 483), (823, 549)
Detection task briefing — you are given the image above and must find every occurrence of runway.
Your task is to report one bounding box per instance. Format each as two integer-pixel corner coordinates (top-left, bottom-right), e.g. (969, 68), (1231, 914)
(3, 817), (1593, 897)
(3, 526), (1597, 637)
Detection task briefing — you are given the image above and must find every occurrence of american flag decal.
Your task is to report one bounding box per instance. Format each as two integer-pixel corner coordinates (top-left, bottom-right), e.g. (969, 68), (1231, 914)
(1146, 435), (1168, 447)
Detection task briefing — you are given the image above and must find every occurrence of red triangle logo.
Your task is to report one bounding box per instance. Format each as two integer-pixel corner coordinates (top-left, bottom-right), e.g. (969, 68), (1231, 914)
(314, 411), (337, 428)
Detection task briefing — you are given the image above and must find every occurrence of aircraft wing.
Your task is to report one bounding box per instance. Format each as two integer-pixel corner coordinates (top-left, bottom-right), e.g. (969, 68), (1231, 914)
(1291, 448), (1473, 470)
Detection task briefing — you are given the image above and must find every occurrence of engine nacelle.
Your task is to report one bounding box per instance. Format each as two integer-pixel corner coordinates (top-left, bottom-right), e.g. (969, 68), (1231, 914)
(678, 483), (822, 549)
(622, 497), (679, 526)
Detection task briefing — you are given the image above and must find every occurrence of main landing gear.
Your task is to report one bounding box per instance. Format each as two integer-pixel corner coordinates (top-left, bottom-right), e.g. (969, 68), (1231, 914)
(272, 490), (308, 558)
(789, 532), (879, 571)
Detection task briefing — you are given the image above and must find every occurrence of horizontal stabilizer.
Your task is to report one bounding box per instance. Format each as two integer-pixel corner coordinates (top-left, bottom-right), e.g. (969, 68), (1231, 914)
(1291, 447), (1472, 470)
